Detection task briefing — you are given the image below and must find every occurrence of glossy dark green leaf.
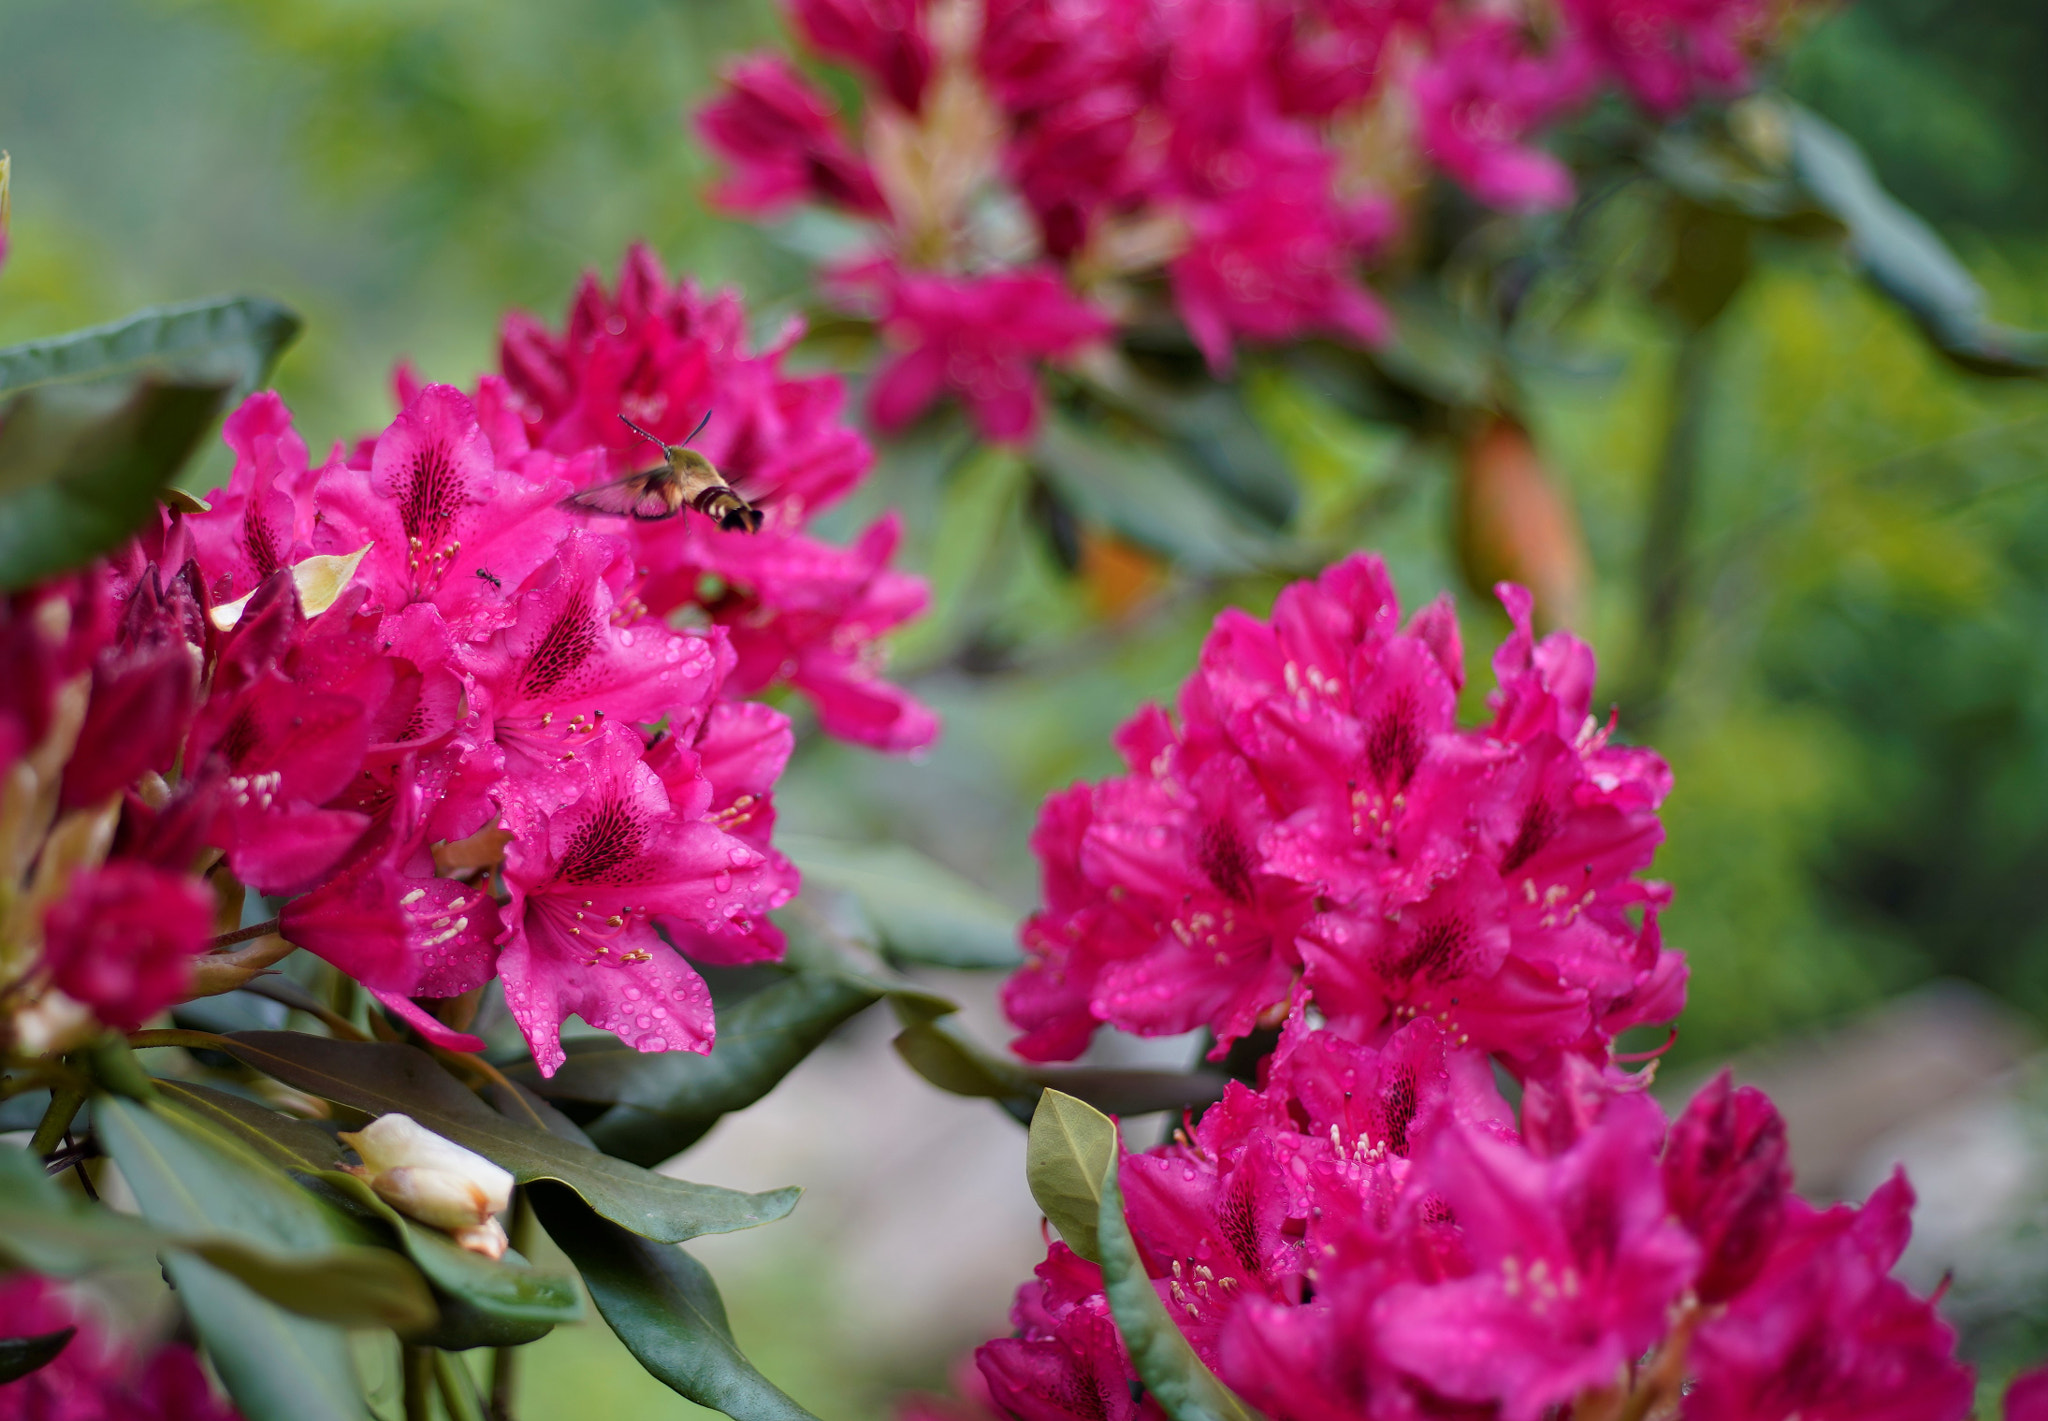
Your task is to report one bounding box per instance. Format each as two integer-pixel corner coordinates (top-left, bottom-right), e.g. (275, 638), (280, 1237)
(780, 834), (1023, 970)
(95, 1097), (435, 1330)
(895, 1018), (1228, 1122)
(159, 1081), (580, 1337)
(1025, 1090), (1119, 1263)
(0, 1329), (76, 1384)
(1041, 1094), (1263, 1421)
(0, 297), (304, 589)
(92, 1100), (375, 1421)
(529, 970), (880, 1166)
(308, 1171), (580, 1338)
(217, 1032), (799, 1243)
(532, 1185), (821, 1421)
(0, 379), (228, 589)
(1114, 382), (1298, 532)
(0, 296), (301, 402)
(1034, 410), (1276, 574)
(1787, 104), (2048, 377)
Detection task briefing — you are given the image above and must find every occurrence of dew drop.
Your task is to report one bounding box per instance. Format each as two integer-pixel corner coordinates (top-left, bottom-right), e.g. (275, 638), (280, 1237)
(713, 871), (733, 892)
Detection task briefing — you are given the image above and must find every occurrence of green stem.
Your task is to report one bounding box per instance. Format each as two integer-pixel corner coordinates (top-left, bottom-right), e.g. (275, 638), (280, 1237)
(488, 1189), (535, 1419)
(435, 1350), (487, 1421)
(402, 1345), (434, 1421)
(1628, 324), (1720, 723)
(29, 1082), (85, 1156)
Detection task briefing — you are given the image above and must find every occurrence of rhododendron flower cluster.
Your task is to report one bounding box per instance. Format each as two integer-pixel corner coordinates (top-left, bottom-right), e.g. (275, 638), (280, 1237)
(1005, 554), (1680, 1065)
(970, 555), (1974, 1420)
(0, 1274), (241, 1421)
(977, 1026), (1974, 1421)
(699, 0), (1808, 438)
(0, 254), (931, 1076)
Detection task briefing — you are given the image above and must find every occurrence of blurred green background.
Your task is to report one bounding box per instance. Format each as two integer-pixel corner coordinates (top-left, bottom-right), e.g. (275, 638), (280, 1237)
(6, 0), (2048, 1412)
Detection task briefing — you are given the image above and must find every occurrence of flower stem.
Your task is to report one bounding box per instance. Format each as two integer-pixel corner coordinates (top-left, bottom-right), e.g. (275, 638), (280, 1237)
(488, 1189), (535, 1420)
(402, 1346), (434, 1421)
(205, 916), (282, 950)
(435, 1350), (488, 1421)
(29, 1082), (85, 1156)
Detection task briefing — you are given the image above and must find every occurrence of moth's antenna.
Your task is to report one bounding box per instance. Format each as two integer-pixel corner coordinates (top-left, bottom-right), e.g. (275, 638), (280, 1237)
(681, 410), (713, 446)
(617, 414), (665, 450)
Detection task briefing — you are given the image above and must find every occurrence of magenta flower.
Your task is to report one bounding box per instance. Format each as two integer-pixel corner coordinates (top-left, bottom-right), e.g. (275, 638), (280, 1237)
(698, 53), (891, 219)
(1687, 1173), (1975, 1421)
(2009, 1367), (2048, 1421)
(312, 384), (572, 635)
(187, 392), (321, 605)
(1662, 1068), (1792, 1303)
(39, 863), (215, 1031)
(493, 247), (932, 751)
(1006, 553), (1679, 1063)
(1413, 21), (1581, 213)
(496, 723), (791, 1075)
(461, 528), (732, 810)
(789, 0), (933, 113)
(672, 516), (938, 752)
(280, 756), (499, 1051)
(0, 1274), (242, 1421)
(1372, 1093), (1699, 1419)
(58, 563), (200, 811)
(1169, 154), (1391, 374)
(182, 575), (379, 894)
(976, 1244), (1160, 1421)
(1558, 0), (1761, 117)
(838, 263), (1114, 445)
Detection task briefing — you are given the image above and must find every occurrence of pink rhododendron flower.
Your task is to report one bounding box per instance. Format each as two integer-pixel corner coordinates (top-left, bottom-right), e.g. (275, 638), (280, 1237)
(698, 54), (891, 218)
(1006, 553), (1678, 1064)
(1687, 1172), (1975, 1421)
(0, 1274), (241, 1421)
(840, 263), (1114, 444)
(2008, 1366), (2048, 1421)
(185, 391), (320, 604)
(789, 0), (934, 113)
(1662, 1068), (1792, 1303)
(1372, 1093), (1700, 1419)
(38, 863), (214, 1031)
(461, 527), (731, 809)
(1169, 158), (1392, 373)
(493, 246), (935, 751)
(976, 1029), (1967, 1421)
(497, 723), (792, 1075)
(1559, 0), (1762, 117)
(1413, 21), (1581, 212)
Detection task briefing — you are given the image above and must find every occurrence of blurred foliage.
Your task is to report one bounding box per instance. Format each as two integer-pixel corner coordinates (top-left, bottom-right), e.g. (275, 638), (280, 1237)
(7, 0), (2048, 1406)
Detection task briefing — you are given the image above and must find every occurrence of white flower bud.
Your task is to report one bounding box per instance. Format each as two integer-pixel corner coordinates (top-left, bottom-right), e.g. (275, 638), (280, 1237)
(339, 1114), (514, 1241)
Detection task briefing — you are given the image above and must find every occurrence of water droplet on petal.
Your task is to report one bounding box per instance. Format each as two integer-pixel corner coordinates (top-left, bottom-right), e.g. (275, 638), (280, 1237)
(713, 871), (732, 892)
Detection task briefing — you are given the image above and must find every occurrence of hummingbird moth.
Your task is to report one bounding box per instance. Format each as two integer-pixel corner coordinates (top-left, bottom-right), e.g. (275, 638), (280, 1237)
(560, 412), (763, 533)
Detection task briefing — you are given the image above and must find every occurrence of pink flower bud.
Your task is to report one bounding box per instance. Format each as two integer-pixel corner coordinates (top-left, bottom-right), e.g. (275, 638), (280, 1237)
(339, 1114), (514, 1248)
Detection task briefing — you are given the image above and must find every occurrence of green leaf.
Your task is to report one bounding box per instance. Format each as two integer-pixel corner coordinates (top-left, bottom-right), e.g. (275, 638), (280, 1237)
(0, 297), (304, 590)
(530, 970), (881, 1166)
(92, 1100), (375, 1421)
(531, 1185), (821, 1421)
(1098, 1153), (1263, 1421)
(1033, 410), (1277, 574)
(215, 1032), (799, 1243)
(780, 834), (1023, 970)
(1025, 1090), (1120, 1263)
(94, 1097), (435, 1331)
(0, 1329), (76, 1384)
(0, 296), (302, 403)
(159, 1080), (582, 1342)
(0, 379), (230, 590)
(896, 1018), (1228, 1122)
(1786, 103), (2048, 377)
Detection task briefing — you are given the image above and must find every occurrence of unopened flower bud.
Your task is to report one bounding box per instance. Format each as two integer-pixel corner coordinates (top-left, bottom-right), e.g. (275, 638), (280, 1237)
(339, 1114), (513, 1250)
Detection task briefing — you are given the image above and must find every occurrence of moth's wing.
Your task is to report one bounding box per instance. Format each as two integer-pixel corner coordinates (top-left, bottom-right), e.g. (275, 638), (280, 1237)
(561, 470), (682, 521)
